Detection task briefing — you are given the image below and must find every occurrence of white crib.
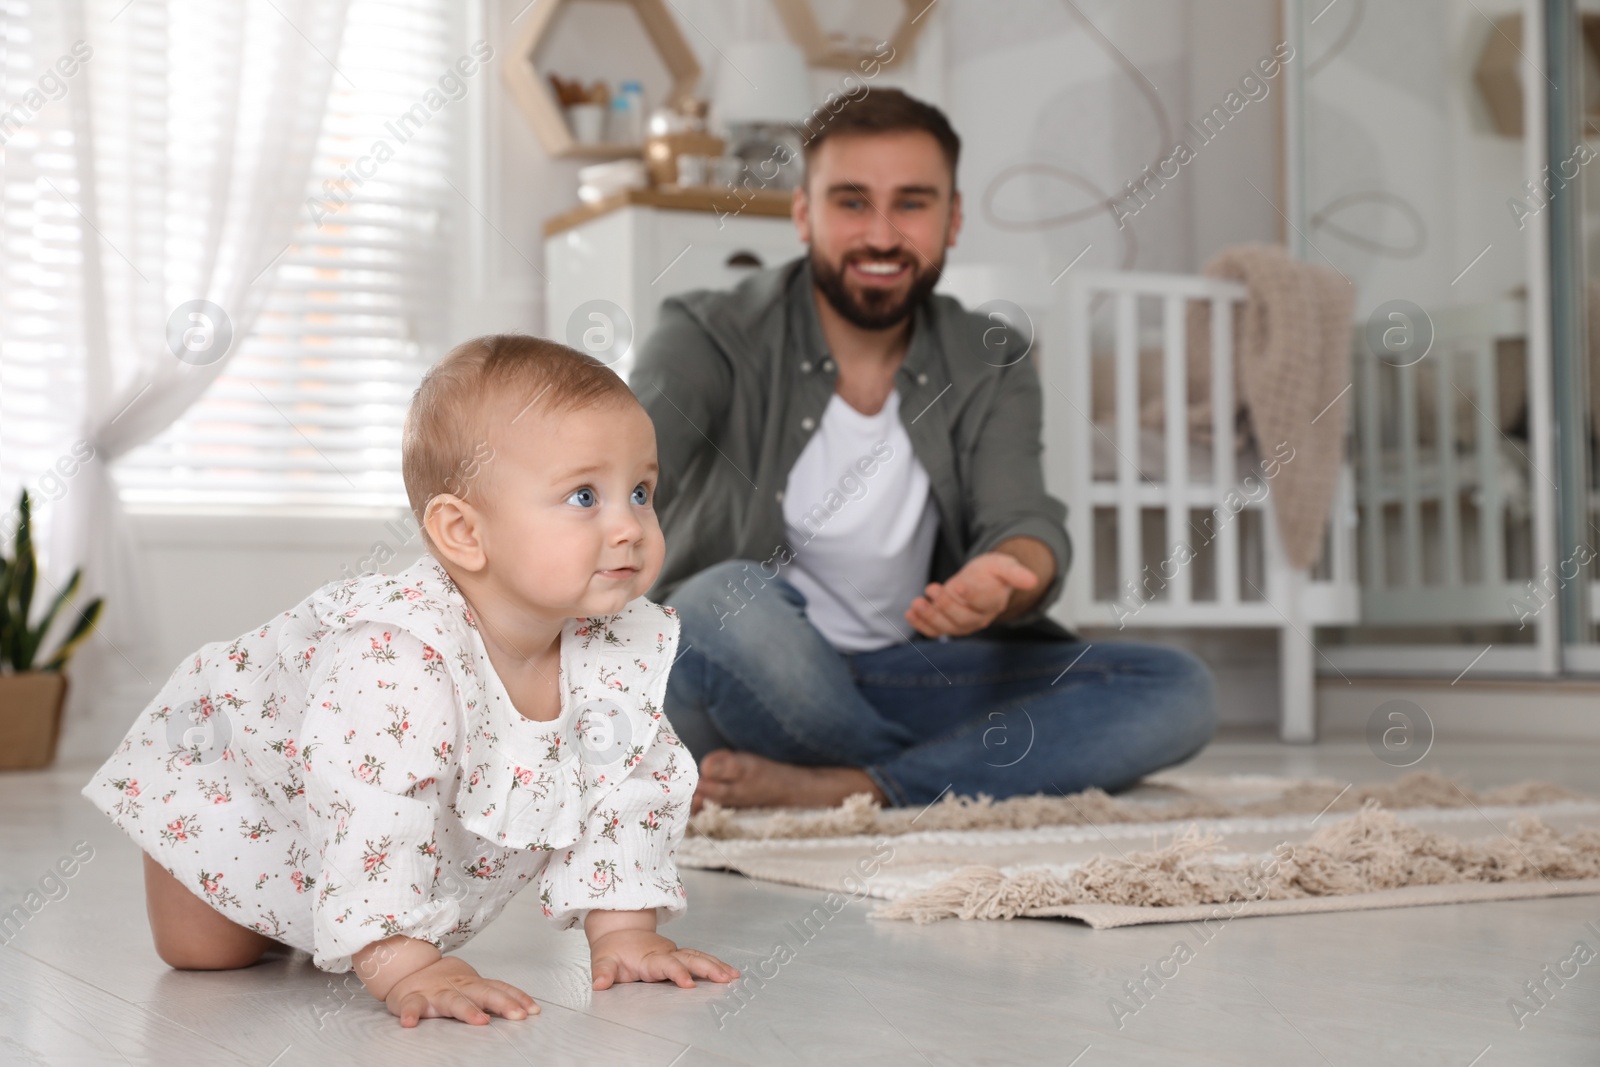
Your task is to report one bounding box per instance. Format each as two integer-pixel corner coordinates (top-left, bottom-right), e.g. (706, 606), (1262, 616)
(1044, 269), (1360, 742)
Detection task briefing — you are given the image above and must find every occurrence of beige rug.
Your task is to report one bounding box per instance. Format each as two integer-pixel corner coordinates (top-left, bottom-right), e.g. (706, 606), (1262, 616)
(680, 772), (1600, 928)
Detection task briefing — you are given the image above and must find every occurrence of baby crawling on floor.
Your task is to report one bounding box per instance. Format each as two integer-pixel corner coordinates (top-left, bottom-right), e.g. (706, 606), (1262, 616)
(82, 334), (738, 1026)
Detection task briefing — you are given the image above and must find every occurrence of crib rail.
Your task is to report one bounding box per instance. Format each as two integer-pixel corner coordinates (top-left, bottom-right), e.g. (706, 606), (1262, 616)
(1053, 270), (1358, 631)
(1352, 300), (1532, 624)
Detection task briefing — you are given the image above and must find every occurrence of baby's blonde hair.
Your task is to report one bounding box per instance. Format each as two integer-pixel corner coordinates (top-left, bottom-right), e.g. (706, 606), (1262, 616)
(402, 334), (638, 547)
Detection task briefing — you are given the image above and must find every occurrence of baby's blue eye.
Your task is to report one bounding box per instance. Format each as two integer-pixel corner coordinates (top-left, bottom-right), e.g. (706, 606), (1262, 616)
(566, 487), (596, 508)
(632, 484), (650, 506)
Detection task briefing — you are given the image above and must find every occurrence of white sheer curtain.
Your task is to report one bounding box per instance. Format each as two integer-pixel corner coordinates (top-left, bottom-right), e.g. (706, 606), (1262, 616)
(43, 0), (351, 761)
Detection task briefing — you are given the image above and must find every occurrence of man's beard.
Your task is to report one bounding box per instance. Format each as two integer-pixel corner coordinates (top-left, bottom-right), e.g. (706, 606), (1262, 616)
(811, 246), (944, 331)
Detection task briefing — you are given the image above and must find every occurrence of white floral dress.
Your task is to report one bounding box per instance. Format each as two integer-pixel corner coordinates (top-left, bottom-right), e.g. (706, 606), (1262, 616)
(80, 556), (695, 973)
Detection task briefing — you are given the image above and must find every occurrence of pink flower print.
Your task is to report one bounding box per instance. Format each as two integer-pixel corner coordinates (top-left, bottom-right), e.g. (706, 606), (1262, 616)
(303, 647), (315, 664)
(462, 606), (476, 627)
(662, 605), (677, 617)
(283, 739), (298, 759)
(200, 872), (222, 894)
(403, 587), (422, 600)
(512, 766), (534, 788)
(466, 857), (493, 879)
(356, 755), (384, 784)
(587, 859), (619, 898)
(166, 818), (191, 842)
(361, 837), (393, 880)
(291, 870), (308, 893)
(642, 810), (660, 830)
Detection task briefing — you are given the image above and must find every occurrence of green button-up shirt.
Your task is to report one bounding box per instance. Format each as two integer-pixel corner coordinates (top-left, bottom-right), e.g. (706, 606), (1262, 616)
(628, 253), (1073, 640)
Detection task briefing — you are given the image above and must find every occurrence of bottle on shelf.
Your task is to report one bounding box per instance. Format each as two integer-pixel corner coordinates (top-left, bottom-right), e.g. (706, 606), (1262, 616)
(610, 80), (646, 145)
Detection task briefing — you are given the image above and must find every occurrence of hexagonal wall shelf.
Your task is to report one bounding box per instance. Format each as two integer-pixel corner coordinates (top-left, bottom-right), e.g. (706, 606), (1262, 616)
(773, 0), (927, 70)
(503, 0), (702, 159)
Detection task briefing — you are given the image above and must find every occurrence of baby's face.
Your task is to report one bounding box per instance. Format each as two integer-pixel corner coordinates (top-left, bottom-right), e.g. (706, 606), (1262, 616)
(477, 398), (664, 620)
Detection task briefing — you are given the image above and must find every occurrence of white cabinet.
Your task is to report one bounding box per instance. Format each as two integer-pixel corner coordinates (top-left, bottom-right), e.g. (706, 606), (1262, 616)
(543, 200), (806, 380)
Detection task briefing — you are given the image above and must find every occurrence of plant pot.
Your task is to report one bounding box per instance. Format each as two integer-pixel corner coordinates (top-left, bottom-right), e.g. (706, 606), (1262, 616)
(0, 671), (68, 770)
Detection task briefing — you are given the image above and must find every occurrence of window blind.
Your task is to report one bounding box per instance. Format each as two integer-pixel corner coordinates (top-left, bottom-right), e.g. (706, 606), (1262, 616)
(0, 0), (90, 555)
(114, 0), (455, 509)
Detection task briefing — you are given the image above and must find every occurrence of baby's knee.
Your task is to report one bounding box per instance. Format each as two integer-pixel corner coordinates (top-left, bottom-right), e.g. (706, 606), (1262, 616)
(152, 932), (268, 971)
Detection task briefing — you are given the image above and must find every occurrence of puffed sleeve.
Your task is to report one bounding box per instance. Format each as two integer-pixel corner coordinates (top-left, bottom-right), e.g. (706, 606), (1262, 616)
(299, 621), (462, 972)
(538, 722), (697, 931)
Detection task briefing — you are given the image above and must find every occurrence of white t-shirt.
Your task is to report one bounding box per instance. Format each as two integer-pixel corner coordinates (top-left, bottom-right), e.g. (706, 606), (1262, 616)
(780, 389), (940, 652)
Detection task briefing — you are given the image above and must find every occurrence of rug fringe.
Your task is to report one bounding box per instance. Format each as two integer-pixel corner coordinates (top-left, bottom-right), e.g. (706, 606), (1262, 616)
(873, 805), (1600, 923)
(687, 771), (1586, 842)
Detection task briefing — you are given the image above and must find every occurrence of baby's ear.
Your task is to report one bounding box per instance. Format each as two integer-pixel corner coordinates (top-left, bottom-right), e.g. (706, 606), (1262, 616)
(424, 494), (487, 570)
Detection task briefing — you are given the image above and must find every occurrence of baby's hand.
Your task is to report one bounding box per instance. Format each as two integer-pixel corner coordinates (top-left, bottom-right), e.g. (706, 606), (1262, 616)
(383, 955), (539, 1027)
(589, 928), (740, 991)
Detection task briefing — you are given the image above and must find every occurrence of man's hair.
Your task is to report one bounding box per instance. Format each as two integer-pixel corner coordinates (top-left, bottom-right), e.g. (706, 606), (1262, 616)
(801, 88), (961, 189)
(402, 334), (636, 538)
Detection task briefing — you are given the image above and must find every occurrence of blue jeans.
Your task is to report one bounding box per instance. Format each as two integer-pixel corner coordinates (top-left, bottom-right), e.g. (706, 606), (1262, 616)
(663, 560), (1219, 807)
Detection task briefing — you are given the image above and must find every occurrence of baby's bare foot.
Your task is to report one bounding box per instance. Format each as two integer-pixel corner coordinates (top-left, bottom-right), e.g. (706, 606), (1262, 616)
(692, 750), (885, 810)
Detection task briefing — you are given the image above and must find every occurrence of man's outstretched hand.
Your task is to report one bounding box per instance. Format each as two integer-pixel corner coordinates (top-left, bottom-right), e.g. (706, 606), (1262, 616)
(904, 551), (1040, 638)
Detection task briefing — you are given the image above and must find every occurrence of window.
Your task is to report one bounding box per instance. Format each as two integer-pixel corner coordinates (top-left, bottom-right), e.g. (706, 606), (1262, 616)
(0, 0), (90, 552)
(113, 0), (457, 509)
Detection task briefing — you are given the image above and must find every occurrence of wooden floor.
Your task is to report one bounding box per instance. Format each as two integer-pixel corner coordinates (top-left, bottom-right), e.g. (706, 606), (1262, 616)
(5, 737), (1599, 1065)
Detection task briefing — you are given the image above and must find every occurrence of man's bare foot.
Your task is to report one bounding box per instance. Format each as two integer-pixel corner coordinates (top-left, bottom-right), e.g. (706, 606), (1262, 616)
(691, 750), (886, 812)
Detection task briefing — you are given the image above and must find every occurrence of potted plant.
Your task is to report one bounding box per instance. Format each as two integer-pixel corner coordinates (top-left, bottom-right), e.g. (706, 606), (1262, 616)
(0, 490), (103, 769)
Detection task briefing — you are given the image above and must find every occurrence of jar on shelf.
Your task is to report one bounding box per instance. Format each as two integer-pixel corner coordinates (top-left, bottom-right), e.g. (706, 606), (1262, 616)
(643, 97), (725, 187)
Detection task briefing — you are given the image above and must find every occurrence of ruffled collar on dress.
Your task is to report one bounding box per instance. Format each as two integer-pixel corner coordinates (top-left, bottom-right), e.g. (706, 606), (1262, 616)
(325, 555), (681, 851)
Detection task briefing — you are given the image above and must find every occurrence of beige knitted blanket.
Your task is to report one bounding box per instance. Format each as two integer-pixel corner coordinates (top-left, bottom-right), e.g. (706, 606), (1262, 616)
(681, 772), (1600, 928)
(1140, 244), (1354, 570)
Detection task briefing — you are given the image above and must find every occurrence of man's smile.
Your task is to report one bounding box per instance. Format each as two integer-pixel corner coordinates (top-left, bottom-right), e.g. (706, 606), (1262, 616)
(847, 256), (911, 285)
